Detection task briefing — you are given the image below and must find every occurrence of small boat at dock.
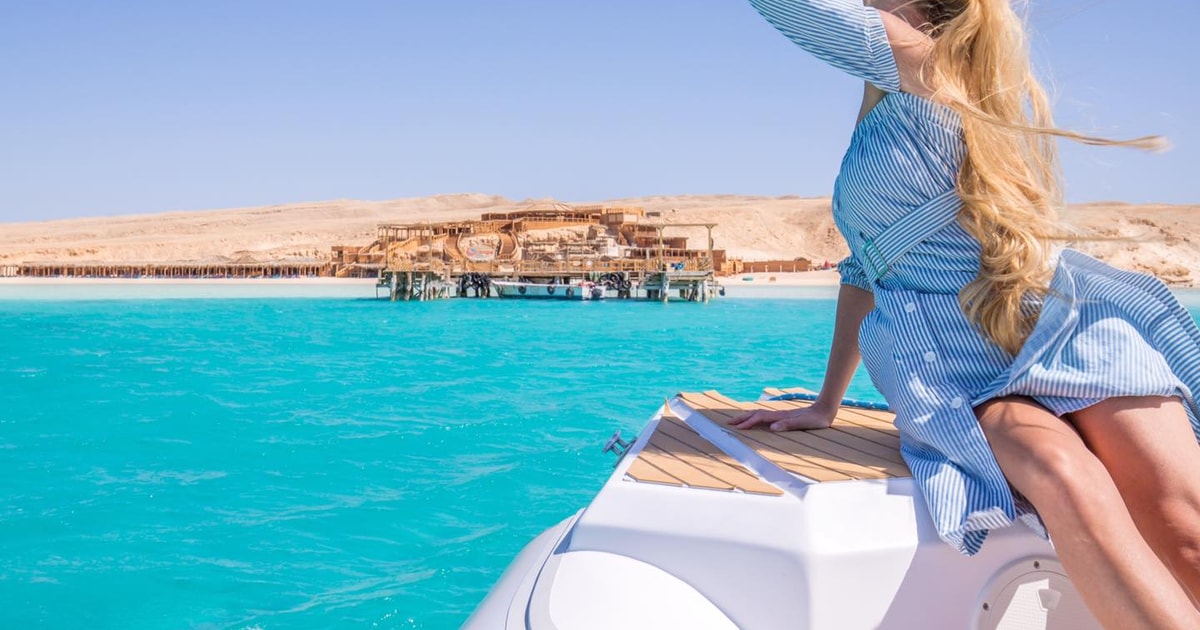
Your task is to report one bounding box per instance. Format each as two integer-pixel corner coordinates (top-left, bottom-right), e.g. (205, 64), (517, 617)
(492, 280), (606, 301)
(465, 387), (1100, 629)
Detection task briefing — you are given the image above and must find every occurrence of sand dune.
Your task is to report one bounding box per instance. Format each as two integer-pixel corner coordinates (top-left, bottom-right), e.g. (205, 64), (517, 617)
(1, 194), (1197, 285)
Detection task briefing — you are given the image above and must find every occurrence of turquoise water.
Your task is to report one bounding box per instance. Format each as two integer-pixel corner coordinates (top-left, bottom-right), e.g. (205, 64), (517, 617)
(0, 292), (885, 629)
(6, 288), (1199, 629)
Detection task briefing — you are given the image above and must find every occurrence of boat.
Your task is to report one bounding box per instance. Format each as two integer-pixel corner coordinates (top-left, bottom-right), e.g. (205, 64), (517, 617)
(464, 387), (1101, 629)
(492, 280), (606, 301)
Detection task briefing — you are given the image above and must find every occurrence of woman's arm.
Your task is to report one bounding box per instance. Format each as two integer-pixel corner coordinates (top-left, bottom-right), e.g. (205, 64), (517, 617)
(730, 284), (874, 431)
(813, 283), (874, 410)
(748, 0), (933, 96)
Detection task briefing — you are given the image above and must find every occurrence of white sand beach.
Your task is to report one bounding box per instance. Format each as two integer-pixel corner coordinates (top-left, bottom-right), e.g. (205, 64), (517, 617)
(1, 194), (1197, 286)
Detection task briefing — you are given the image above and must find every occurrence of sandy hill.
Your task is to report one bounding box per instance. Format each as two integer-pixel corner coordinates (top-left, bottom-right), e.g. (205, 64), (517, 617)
(1, 194), (1197, 285)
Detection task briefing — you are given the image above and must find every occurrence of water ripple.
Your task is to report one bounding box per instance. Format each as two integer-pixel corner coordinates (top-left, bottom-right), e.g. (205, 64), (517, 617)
(0, 296), (917, 629)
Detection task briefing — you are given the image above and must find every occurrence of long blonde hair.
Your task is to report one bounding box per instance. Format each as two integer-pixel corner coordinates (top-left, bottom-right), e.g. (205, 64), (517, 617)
(917, 0), (1161, 355)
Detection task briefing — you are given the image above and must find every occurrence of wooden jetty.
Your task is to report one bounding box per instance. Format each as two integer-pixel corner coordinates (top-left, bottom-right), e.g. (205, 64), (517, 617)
(4, 201), (820, 297)
(370, 202), (725, 302)
(13, 261), (345, 279)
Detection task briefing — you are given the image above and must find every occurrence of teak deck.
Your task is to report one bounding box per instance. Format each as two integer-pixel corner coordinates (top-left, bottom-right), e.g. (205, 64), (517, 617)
(625, 388), (910, 493)
(625, 412), (784, 496)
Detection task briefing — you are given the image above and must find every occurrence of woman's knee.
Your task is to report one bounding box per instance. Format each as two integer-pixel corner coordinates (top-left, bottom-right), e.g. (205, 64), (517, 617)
(1159, 497), (1200, 563)
(976, 397), (1104, 505)
(1020, 440), (1109, 508)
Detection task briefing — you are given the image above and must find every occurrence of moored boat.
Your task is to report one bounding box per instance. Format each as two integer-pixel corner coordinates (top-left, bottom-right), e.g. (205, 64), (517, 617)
(465, 388), (1101, 629)
(492, 280), (606, 301)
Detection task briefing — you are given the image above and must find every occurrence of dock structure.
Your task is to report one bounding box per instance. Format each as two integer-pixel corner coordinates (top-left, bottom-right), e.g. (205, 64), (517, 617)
(365, 202), (724, 302)
(642, 270), (718, 304)
(5, 201), (815, 294)
(13, 261), (341, 279)
(9, 249), (386, 280)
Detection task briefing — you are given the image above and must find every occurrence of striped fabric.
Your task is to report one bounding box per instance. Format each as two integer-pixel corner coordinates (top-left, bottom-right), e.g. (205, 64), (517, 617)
(749, 0), (1200, 555)
(860, 188), (961, 282)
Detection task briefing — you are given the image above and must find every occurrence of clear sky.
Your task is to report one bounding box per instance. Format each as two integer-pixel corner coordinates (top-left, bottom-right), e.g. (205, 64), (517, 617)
(2, 0), (1195, 222)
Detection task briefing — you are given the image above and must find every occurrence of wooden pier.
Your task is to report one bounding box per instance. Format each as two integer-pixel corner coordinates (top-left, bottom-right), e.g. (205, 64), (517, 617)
(13, 261), (346, 279)
(377, 259), (722, 302)
(381, 269), (456, 302)
(1, 202), (790, 303)
(373, 204), (724, 302)
(642, 270), (718, 303)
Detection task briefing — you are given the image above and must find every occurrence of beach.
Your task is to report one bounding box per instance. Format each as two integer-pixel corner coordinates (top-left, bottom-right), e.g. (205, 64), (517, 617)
(2, 194), (1198, 286)
(0, 272), (842, 301)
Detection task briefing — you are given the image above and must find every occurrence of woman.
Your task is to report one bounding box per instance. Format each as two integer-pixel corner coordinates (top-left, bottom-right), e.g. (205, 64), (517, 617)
(731, 0), (1200, 627)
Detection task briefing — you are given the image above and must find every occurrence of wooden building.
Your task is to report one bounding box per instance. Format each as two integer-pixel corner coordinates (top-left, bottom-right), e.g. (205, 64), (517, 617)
(739, 259), (813, 274)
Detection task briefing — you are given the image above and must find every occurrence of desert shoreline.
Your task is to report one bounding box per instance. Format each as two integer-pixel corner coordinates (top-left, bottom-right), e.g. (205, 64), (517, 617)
(4, 275), (1198, 306)
(2, 193), (1196, 287)
(0, 271), (844, 301)
(0, 270), (842, 287)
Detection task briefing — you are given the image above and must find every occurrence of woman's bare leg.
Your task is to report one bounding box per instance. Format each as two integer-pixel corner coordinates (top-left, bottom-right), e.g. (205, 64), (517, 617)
(976, 396), (1200, 628)
(1069, 396), (1200, 603)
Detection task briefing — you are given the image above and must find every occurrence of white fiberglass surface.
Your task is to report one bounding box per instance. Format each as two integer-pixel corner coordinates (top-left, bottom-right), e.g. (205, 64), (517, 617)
(546, 550), (738, 630)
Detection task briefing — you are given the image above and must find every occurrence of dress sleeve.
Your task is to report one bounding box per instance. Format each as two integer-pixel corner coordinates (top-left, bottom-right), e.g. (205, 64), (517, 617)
(837, 254), (875, 293)
(748, 0), (901, 92)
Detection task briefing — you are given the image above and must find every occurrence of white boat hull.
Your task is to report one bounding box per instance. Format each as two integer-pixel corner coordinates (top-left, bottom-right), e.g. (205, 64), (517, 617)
(492, 281), (606, 301)
(465, 397), (1101, 630)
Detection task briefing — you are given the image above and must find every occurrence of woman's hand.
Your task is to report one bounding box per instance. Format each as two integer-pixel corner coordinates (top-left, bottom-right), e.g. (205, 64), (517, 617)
(727, 403), (837, 432)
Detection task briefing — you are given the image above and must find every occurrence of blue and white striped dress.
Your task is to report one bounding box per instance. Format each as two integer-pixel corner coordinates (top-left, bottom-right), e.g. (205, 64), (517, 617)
(749, 0), (1200, 555)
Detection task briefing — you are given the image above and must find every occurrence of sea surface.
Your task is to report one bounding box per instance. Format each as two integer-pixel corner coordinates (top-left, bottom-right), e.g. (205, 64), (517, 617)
(2, 284), (1198, 629)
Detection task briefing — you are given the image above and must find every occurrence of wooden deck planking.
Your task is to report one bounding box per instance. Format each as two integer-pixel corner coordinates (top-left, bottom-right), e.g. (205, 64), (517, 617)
(688, 392), (905, 479)
(705, 396), (902, 468)
(625, 414), (784, 496)
(754, 399), (903, 449)
(804, 427), (905, 465)
(652, 417), (783, 495)
(646, 441), (772, 495)
(678, 391), (911, 481)
(679, 401), (857, 480)
(677, 393), (862, 481)
(638, 444), (736, 491)
(772, 387), (898, 424)
(760, 387), (902, 444)
(704, 391), (906, 461)
(626, 457), (686, 486)
(762, 386), (813, 397)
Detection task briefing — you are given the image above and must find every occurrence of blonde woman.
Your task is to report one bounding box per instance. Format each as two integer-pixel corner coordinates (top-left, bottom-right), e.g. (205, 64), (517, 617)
(731, 0), (1200, 626)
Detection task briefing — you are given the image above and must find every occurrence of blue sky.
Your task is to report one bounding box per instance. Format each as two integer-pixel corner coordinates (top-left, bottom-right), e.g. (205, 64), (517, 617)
(1, 0), (1195, 222)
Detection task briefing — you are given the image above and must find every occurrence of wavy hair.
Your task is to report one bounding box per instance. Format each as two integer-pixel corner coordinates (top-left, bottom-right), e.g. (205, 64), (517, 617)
(912, 0), (1162, 354)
